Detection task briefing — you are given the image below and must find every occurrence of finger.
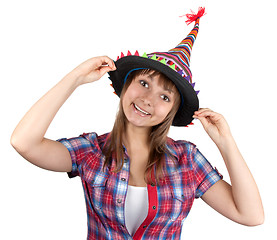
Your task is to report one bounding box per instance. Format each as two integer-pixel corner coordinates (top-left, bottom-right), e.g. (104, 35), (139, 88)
(98, 65), (115, 76)
(198, 112), (219, 120)
(101, 56), (116, 70)
(193, 114), (210, 129)
(98, 66), (110, 75)
(194, 109), (214, 117)
(197, 112), (223, 125)
(198, 108), (211, 111)
(193, 110), (217, 120)
(194, 108), (212, 115)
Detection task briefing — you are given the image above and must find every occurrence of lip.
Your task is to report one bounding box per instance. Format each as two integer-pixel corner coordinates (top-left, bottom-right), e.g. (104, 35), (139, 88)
(132, 103), (151, 117)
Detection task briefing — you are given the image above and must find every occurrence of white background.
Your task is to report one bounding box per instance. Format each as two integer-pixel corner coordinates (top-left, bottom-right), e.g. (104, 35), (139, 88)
(1, 0), (276, 239)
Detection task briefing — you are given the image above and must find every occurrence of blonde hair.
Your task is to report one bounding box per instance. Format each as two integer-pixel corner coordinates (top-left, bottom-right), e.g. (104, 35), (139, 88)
(103, 69), (181, 185)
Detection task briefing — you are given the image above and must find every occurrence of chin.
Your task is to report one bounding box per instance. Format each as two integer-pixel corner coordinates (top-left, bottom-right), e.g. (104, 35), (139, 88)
(127, 120), (152, 128)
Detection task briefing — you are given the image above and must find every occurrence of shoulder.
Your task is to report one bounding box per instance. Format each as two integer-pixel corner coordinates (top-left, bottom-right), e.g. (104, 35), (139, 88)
(78, 132), (110, 152)
(81, 132), (109, 144)
(58, 132), (110, 155)
(166, 136), (197, 157)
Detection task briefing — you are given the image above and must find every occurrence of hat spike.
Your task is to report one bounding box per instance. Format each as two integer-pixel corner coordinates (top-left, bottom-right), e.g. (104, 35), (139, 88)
(177, 69), (184, 76)
(160, 58), (166, 65)
(170, 64), (176, 70)
(151, 54), (157, 60)
(184, 75), (190, 83)
(134, 50), (139, 56)
(142, 52), (148, 58)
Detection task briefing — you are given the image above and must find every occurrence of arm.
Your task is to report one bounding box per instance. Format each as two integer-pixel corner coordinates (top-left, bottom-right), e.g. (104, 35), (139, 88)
(193, 109), (264, 226)
(10, 56), (116, 172)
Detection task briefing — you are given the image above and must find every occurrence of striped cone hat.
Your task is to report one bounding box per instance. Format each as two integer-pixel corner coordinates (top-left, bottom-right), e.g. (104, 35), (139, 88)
(108, 7), (205, 126)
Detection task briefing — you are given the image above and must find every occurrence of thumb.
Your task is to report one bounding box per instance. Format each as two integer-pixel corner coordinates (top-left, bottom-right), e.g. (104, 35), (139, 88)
(99, 65), (116, 76)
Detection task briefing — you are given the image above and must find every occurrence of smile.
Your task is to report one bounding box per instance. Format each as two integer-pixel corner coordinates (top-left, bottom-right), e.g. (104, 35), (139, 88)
(133, 103), (151, 116)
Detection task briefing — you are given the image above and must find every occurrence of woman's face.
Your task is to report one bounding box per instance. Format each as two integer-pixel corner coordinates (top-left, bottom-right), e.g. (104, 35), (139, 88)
(122, 73), (177, 129)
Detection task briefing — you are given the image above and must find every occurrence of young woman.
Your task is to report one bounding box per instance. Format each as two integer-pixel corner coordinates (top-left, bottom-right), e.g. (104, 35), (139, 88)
(10, 8), (264, 240)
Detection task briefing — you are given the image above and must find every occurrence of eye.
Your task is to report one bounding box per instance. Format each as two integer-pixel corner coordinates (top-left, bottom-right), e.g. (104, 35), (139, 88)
(161, 94), (170, 102)
(139, 80), (149, 88)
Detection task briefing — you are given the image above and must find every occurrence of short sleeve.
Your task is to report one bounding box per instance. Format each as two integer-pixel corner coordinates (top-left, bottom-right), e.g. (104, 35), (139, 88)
(57, 133), (98, 178)
(192, 148), (223, 198)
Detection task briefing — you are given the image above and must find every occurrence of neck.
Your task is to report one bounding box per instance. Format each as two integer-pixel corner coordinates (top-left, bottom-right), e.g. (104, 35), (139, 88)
(123, 123), (151, 151)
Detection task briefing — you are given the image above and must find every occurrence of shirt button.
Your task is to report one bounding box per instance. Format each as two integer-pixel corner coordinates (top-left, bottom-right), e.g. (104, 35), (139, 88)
(117, 199), (122, 204)
(143, 225), (147, 228)
(121, 178), (126, 181)
(152, 205), (156, 210)
(124, 159), (128, 163)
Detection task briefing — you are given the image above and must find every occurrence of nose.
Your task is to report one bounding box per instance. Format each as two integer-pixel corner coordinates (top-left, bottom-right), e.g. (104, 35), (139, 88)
(141, 91), (154, 106)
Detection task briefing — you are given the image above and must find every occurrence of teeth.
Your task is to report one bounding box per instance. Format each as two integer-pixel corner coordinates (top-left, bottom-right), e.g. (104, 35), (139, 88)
(134, 104), (150, 115)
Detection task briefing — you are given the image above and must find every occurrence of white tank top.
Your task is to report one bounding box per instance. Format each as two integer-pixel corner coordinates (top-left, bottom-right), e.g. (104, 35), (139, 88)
(124, 185), (148, 236)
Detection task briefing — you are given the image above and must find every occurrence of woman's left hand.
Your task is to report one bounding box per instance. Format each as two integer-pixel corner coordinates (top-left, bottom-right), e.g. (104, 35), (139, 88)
(193, 108), (232, 146)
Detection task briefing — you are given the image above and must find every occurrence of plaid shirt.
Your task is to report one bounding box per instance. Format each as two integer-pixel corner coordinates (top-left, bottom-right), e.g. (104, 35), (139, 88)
(58, 132), (222, 240)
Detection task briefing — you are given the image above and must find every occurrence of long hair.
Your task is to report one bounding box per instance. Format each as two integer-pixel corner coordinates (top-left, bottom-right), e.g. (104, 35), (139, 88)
(103, 69), (181, 185)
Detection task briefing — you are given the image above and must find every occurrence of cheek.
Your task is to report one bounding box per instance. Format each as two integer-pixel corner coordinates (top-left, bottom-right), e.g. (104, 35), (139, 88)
(122, 87), (139, 113)
(123, 85), (139, 100)
(156, 103), (173, 118)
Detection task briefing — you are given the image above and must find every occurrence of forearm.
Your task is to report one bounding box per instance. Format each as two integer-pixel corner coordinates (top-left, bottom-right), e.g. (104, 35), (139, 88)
(11, 73), (80, 151)
(217, 135), (264, 223)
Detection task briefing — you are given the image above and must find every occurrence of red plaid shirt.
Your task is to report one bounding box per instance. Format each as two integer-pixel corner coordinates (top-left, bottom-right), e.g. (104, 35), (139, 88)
(58, 132), (222, 240)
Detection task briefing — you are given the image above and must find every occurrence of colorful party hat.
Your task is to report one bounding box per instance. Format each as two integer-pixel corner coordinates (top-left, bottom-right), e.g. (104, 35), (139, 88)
(108, 7), (206, 126)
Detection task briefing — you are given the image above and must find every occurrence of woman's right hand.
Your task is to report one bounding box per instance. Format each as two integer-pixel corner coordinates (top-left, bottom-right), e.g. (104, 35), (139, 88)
(70, 56), (117, 85)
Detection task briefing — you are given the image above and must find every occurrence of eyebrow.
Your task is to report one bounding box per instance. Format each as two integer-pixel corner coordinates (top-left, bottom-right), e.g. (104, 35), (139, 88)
(143, 74), (175, 94)
(164, 88), (174, 94)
